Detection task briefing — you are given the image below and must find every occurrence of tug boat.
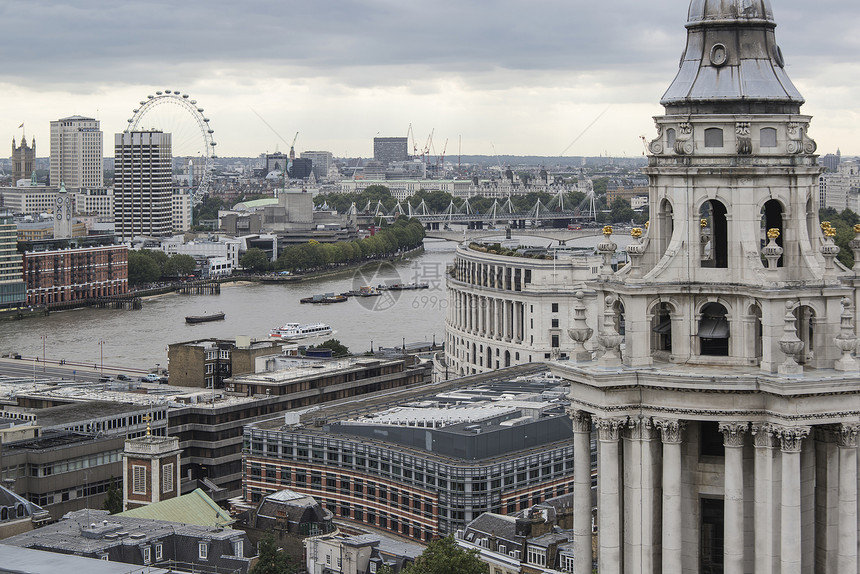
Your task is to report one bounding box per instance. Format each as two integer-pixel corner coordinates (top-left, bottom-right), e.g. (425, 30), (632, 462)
(185, 311), (226, 324)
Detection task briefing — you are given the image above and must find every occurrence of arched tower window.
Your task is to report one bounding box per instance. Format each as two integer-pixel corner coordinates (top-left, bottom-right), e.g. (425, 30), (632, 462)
(651, 302), (673, 356)
(760, 128), (777, 148)
(700, 200), (728, 268)
(761, 199), (784, 267)
(704, 128), (724, 148)
(504, 350), (511, 368)
(657, 199), (674, 259)
(698, 302), (729, 356)
(486, 346), (492, 369)
(666, 128), (677, 149)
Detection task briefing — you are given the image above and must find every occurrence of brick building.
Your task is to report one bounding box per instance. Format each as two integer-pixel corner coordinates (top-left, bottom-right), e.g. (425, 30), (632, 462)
(123, 434), (181, 511)
(167, 337), (289, 388)
(19, 236), (128, 306)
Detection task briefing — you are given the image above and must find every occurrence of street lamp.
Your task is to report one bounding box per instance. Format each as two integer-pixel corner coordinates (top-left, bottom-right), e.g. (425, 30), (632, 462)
(40, 334), (47, 373)
(98, 340), (105, 374)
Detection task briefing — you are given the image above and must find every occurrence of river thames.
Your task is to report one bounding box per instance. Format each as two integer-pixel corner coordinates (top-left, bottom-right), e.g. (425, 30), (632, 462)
(0, 239), (459, 371)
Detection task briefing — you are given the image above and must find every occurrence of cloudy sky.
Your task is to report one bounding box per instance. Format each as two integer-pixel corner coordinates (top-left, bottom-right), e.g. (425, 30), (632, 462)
(1, 0), (857, 159)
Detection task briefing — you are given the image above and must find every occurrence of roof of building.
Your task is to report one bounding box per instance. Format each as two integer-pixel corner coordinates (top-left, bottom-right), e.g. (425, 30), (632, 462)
(2, 509), (244, 554)
(0, 485), (47, 522)
(118, 488), (232, 528)
(0, 545), (178, 574)
(234, 198), (278, 210)
(33, 401), (151, 427)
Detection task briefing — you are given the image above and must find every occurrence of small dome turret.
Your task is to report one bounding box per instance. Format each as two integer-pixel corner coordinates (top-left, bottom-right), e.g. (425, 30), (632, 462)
(661, 0), (803, 113)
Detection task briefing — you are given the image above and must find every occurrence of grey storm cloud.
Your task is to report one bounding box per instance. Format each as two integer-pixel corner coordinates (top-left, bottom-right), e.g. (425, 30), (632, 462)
(1, 0), (855, 91)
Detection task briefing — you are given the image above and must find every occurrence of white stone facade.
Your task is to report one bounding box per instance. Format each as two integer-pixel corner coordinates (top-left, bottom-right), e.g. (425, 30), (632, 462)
(50, 116), (103, 189)
(446, 243), (601, 376)
(542, 2), (860, 573)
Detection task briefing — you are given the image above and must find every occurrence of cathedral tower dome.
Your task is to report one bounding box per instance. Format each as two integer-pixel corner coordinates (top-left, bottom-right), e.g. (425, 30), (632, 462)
(662, 0), (803, 113)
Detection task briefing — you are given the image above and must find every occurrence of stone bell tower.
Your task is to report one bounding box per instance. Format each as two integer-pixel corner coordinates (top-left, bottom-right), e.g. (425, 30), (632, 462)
(555, 2), (860, 573)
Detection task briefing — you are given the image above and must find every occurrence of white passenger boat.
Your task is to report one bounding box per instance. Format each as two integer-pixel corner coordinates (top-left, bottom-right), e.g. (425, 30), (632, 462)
(269, 322), (334, 341)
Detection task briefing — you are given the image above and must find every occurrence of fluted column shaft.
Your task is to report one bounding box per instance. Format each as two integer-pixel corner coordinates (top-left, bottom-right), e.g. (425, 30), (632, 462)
(655, 419), (683, 574)
(572, 411), (594, 574)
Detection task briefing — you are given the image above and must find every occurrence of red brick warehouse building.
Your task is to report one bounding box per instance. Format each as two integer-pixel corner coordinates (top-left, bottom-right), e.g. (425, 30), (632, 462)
(19, 236), (128, 306)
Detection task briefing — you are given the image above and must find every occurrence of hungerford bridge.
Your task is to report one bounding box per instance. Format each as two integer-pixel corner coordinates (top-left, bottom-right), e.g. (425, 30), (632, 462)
(345, 192), (599, 230)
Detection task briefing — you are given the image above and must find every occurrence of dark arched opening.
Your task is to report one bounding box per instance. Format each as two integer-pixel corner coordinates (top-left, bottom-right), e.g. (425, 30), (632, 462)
(700, 200), (728, 268)
(699, 302), (729, 356)
(762, 199), (784, 267)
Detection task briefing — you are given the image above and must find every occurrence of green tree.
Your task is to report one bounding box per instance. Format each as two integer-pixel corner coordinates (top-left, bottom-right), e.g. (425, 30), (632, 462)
(163, 254), (197, 277)
(128, 251), (161, 286)
(608, 198), (636, 224)
(402, 535), (488, 574)
(102, 477), (122, 514)
(309, 339), (350, 357)
(249, 534), (299, 574)
(241, 248), (271, 273)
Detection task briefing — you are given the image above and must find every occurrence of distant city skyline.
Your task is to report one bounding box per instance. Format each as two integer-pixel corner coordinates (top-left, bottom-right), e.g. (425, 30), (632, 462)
(0, 0), (857, 159)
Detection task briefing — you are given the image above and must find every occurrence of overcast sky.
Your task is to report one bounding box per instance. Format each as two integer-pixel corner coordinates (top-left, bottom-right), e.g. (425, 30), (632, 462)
(1, 0), (857, 159)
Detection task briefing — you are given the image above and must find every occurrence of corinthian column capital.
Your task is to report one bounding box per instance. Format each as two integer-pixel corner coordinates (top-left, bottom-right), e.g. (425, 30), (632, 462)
(567, 409), (592, 433)
(837, 423), (860, 448)
(654, 418), (685, 444)
(719, 421), (748, 448)
(593, 416), (627, 442)
(774, 425), (810, 453)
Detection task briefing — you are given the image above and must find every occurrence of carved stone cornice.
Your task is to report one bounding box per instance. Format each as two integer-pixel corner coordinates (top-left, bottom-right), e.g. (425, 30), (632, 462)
(568, 409), (592, 434)
(774, 425), (810, 453)
(627, 417), (655, 440)
(593, 417), (627, 442)
(654, 418), (685, 445)
(719, 421), (748, 448)
(837, 424), (860, 448)
(751, 423), (777, 448)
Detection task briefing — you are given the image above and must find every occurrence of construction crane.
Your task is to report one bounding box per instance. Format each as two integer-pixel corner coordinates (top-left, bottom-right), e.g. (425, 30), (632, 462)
(407, 123), (418, 158)
(437, 138), (449, 169)
(423, 129), (434, 164)
(289, 132), (299, 161)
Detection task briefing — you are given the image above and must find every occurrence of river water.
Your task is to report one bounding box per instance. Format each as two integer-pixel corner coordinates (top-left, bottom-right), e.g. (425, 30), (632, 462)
(0, 239), (458, 371)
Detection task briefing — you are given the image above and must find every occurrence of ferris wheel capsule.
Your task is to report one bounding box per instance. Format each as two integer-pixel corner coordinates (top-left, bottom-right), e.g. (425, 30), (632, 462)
(156, 91), (162, 95)
(165, 90), (171, 94)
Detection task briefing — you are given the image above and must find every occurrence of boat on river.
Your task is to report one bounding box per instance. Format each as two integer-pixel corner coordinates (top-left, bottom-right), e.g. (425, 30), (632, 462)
(269, 322), (334, 341)
(185, 311), (226, 324)
(300, 293), (348, 304)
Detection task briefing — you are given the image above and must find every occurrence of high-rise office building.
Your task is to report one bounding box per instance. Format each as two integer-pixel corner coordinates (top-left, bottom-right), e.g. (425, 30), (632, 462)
(50, 116), (104, 189)
(289, 157), (313, 180)
(0, 209), (25, 309)
(114, 131), (173, 240)
(373, 137), (408, 165)
(11, 136), (35, 182)
(300, 151), (333, 180)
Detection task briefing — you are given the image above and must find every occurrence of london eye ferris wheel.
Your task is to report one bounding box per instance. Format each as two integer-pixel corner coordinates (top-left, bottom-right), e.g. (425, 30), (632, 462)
(125, 90), (216, 206)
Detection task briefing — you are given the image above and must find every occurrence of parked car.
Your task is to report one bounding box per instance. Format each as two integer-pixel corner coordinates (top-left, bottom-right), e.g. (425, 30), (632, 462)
(141, 373), (160, 383)
(98, 376), (114, 383)
(116, 374), (131, 381)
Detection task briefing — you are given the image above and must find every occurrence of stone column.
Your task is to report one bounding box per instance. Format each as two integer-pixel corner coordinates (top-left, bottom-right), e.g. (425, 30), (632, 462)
(595, 417), (626, 574)
(502, 299), (509, 341)
(751, 424), (776, 574)
(777, 426), (810, 574)
(655, 418), (684, 574)
(571, 409), (594, 574)
(624, 418), (656, 574)
(720, 422), (748, 574)
(837, 424), (859, 573)
(515, 302), (523, 342)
